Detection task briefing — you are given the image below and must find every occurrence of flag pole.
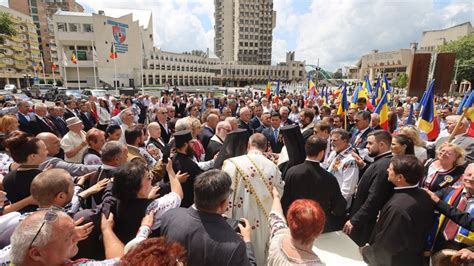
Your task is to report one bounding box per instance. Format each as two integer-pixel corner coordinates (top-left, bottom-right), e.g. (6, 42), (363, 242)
(113, 43), (118, 95)
(74, 44), (81, 92)
(62, 48), (68, 88)
(49, 49), (56, 86)
(91, 40), (98, 90)
(40, 52), (46, 84)
(139, 31), (144, 95)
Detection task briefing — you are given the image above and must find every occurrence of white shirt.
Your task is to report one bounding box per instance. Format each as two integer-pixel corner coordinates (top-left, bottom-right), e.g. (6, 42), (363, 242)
(326, 146), (359, 209)
(61, 130), (87, 163)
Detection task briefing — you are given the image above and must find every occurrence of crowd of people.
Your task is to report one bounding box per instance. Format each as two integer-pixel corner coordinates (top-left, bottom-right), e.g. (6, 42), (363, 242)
(0, 86), (472, 265)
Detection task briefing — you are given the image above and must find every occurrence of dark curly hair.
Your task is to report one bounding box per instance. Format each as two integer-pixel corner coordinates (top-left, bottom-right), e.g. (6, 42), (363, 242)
(112, 161), (146, 201)
(118, 237), (187, 266)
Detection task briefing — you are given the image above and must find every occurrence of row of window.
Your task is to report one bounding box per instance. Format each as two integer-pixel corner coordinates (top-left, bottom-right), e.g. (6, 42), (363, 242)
(148, 64), (213, 73)
(57, 22), (93, 33)
(143, 75), (214, 86)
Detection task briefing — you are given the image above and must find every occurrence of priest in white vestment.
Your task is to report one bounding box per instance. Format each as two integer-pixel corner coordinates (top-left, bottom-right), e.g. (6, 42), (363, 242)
(222, 133), (284, 266)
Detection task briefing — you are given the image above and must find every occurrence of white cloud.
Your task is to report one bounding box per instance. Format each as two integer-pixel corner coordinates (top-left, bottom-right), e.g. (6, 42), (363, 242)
(272, 38), (288, 64)
(76, 0), (215, 54)
(286, 0), (473, 71)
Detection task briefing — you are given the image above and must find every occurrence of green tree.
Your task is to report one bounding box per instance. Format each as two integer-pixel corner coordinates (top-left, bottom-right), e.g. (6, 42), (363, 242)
(0, 12), (17, 45)
(437, 33), (474, 83)
(397, 73), (408, 88)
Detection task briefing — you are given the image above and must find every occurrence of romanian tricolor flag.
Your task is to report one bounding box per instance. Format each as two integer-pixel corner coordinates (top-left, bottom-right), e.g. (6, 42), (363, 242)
(371, 77), (381, 106)
(337, 84), (348, 117)
(71, 52), (77, 64)
(110, 43), (118, 59)
(308, 79), (316, 98)
(363, 75), (372, 93)
(351, 82), (374, 110)
(417, 80), (439, 141)
(265, 81), (271, 98)
(458, 90), (474, 136)
(374, 90), (389, 130)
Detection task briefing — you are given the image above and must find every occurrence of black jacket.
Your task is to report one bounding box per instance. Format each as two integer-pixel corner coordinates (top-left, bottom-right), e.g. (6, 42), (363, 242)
(160, 207), (254, 266)
(349, 152), (394, 246)
(281, 160), (346, 232)
(361, 187), (434, 265)
(198, 126), (214, 150)
(172, 152), (203, 207)
(237, 119), (254, 137)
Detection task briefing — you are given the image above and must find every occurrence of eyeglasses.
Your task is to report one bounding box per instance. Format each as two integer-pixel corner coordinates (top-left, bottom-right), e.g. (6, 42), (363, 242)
(29, 210), (58, 249)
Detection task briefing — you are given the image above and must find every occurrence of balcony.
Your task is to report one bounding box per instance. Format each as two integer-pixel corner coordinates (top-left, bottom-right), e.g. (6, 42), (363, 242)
(13, 54), (26, 61)
(14, 63), (28, 70)
(12, 45), (25, 52)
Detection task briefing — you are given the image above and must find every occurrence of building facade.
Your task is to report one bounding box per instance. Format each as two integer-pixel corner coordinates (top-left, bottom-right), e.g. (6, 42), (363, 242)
(214, 0), (276, 65)
(419, 22), (473, 52)
(52, 10), (304, 89)
(53, 10), (152, 89)
(144, 50), (305, 87)
(352, 47), (415, 81)
(53, 10), (305, 89)
(8, 0), (84, 75)
(0, 5), (41, 88)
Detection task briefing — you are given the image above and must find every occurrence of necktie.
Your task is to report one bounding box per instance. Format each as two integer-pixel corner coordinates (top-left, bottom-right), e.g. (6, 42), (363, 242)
(444, 192), (471, 240)
(274, 128), (278, 142)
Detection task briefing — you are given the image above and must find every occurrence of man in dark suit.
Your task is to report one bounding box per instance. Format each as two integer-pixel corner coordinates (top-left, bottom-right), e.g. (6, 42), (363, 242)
(262, 112), (284, 153)
(173, 96), (186, 118)
(255, 112), (271, 133)
(159, 169), (255, 266)
(350, 110), (374, 150)
(16, 100), (32, 133)
(78, 102), (96, 132)
(300, 108), (315, 142)
(281, 135), (346, 232)
(172, 130), (203, 207)
(249, 104), (263, 130)
(47, 106), (68, 137)
(29, 103), (57, 136)
(156, 107), (171, 143)
(343, 130), (394, 246)
(205, 121), (231, 161)
(198, 114), (218, 150)
(64, 100), (78, 120)
(361, 155), (434, 265)
(237, 107), (253, 137)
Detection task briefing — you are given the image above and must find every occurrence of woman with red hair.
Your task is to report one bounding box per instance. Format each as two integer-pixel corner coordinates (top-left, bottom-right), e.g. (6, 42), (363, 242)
(267, 187), (326, 265)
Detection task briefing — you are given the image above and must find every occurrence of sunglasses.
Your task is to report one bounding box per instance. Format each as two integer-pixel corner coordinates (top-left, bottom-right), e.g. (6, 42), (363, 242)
(29, 210), (58, 249)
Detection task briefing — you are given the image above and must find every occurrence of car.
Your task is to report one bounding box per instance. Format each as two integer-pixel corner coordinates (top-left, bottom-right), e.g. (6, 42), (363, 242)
(82, 89), (108, 98)
(30, 84), (55, 99)
(4, 84), (16, 91)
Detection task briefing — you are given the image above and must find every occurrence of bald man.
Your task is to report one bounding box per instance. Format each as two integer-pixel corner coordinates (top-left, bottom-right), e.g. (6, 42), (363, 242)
(37, 132), (99, 176)
(199, 113), (219, 150)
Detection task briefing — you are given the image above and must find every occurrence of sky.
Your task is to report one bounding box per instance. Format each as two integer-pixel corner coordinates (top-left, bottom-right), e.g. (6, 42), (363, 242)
(1, 0), (472, 71)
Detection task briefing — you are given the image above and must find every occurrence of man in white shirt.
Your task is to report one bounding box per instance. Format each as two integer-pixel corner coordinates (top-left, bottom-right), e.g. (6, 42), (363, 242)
(61, 117), (87, 163)
(327, 129), (359, 210)
(118, 109), (135, 144)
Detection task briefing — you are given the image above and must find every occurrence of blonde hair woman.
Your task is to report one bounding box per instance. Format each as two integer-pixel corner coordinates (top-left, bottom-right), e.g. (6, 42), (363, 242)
(422, 142), (466, 192)
(399, 125), (428, 163)
(0, 115), (19, 135)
